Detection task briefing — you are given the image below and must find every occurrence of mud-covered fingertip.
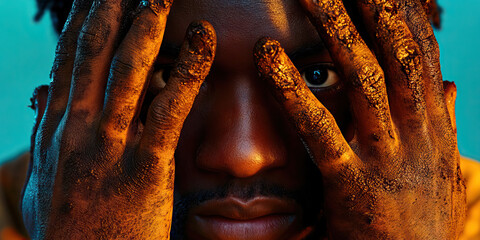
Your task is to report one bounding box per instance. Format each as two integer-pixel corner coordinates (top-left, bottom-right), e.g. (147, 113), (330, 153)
(185, 20), (217, 61)
(171, 21), (216, 81)
(254, 37), (281, 60)
(253, 37), (283, 74)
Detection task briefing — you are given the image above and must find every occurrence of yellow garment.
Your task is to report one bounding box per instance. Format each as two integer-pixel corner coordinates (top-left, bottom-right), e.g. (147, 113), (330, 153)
(0, 152), (29, 239)
(460, 157), (480, 240)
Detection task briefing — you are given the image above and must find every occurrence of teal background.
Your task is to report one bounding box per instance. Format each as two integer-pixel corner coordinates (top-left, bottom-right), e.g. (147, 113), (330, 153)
(0, 0), (478, 162)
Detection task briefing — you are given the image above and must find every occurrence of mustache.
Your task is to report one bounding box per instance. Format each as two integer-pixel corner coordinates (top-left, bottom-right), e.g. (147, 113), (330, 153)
(170, 181), (317, 239)
(176, 181), (303, 204)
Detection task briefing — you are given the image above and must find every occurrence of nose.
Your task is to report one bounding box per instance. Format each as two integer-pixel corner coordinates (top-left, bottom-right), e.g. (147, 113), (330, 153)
(196, 74), (288, 178)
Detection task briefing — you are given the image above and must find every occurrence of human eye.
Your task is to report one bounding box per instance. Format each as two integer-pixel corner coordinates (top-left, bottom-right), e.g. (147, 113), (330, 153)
(299, 63), (339, 89)
(152, 64), (174, 88)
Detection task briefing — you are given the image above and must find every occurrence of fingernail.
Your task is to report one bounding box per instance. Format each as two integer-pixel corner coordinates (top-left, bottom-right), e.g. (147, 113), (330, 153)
(171, 21), (217, 81)
(185, 21), (216, 61)
(253, 38), (300, 97)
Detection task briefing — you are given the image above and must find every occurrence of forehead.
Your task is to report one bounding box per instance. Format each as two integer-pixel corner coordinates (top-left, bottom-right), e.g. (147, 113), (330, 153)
(164, 0), (321, 70)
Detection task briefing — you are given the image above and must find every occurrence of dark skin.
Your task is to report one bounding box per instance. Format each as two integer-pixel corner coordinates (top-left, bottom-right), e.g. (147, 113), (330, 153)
(23, 0), (465, 239)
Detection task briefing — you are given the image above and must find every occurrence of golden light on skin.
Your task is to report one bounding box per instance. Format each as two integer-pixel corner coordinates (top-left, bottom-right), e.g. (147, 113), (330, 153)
(265, 0), (291, 37)
(233, 78), (279, 177)
(460, 157), (480, 240)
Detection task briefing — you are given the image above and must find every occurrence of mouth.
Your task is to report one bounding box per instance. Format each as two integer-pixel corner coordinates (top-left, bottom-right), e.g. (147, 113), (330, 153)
(186, 196), (311, 240)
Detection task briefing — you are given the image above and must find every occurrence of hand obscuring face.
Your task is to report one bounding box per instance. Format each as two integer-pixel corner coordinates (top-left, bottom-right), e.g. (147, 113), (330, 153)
(23, 0), (216, 238)
(254, 0), (466, 238)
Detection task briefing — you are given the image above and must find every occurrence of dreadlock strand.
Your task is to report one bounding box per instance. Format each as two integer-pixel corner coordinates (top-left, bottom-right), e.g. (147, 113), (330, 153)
(34, 0), (52, 21)
(421, 0), (443, 29)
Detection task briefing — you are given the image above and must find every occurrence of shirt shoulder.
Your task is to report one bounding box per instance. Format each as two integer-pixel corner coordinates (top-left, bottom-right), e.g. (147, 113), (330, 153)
(460, 156), (480, 240)
(0, 151), (30, 238)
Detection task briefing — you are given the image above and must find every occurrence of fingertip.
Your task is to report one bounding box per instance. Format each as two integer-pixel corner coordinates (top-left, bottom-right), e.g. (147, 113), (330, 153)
(253, 37), (283, 74)
(443, 80), (457, 105)
(443, 80), (457, 92)
(169, 21), (217, 82)
(185, 20), (217, 61)
(254, 37), (281, 58)
(443, 80), (457, 132)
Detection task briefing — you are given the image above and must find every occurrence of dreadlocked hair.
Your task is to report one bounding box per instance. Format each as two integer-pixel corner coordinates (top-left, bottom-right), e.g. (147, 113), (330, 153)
(35, 0), (74, 34)
(422, 0), (442, 29)
(34, 0), (443, 35)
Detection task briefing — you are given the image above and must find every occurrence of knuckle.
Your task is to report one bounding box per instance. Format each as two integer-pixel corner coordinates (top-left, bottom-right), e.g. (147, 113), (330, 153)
(149, 101), (175, 127)
(50, 53), (71, 78)
(148, 95), (183, 130)
(50, 33), (79, 77)
(350, 61), (385, 91)
(299, 107), (332, 137)
(171, 61), (206, 81)
(77, 30), (103, 56)
(56, 31), (78, 54)
(63, 109), (87, 124)
(401, 1), (440, 54)
(110, 57), (139, 78)
(419, 34), (440, 57)
(102, 104), (136, 132)
(64, 106), (98, 128)
(130, 16), (165, 42)
(349, 62), (391, 115)
(107, 57), (146, 96)
(77, 21), (111, 57)
(394, 38), (423, 77)
(43, 105), (66, 124)
(95, 129), (127, 159)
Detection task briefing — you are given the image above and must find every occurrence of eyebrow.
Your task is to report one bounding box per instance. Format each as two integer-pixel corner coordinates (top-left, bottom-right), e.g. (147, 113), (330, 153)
(287, 42), (327, 61)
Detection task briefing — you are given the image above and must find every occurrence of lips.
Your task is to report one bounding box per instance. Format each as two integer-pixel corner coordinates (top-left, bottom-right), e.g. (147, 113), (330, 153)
(186, 196), (311, 240)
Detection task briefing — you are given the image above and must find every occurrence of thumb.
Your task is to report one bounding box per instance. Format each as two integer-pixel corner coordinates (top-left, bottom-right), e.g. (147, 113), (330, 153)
(443, 80), (457, 134)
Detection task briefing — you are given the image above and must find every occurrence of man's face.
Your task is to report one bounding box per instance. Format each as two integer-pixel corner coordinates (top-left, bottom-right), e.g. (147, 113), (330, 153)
(157, 0), (352, 238)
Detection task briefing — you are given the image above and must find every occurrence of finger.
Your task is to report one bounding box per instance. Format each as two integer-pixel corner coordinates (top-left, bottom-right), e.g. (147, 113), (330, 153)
(443, 81), (457, 134)
(400, 0), (448, 117)
(355, 0), (428, 126)
(299, 0), (396, 145)
(44, 0), (92, 122)
(66, 0), (135, 123)
(30, 85), (49, 155)
(138, 21), (216, 174)
(27, 85), (49, 186)
(254, 38), (355, 171)
(99, 0), (174, 142)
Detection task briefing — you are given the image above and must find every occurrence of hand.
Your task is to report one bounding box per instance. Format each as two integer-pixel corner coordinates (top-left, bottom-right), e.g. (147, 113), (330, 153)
(254, 0), (466, 238)
(21, 0), (216, 238)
